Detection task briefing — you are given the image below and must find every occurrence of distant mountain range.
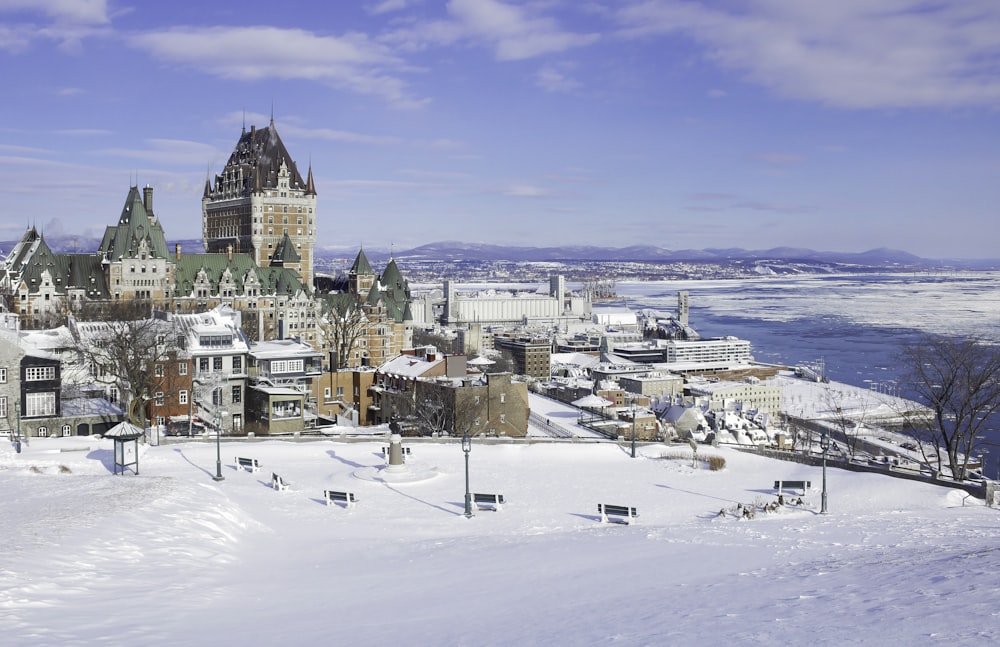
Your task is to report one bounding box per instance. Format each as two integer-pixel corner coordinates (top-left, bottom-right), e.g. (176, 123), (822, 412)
(3, 235), (996, 270)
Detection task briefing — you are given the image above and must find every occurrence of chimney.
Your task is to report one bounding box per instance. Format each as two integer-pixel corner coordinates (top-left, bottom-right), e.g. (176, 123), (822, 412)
(227, 244), (233, 261)
(143, 185), (154, 219)
(175, 243), (181, 260)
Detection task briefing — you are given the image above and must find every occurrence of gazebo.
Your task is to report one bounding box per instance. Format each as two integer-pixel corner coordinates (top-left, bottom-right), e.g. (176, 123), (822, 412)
(105, 421), (144, 475)
(571, 394), (614, 424)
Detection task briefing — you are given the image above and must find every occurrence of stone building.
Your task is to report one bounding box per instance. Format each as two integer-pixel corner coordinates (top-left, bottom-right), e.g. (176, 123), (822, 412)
(202, 116), (317, 288)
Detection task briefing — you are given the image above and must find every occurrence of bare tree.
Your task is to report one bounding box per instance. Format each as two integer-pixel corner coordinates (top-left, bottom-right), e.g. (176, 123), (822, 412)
(899, 335), (1000, 480)
(822, 385), (873, 459)
(319, 295), (370, 370)
(407, 382), (483, 437)
(71, 304), (176, 427)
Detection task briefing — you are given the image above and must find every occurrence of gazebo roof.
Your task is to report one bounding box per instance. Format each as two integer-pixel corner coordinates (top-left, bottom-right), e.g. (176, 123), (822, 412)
(104, 421), (145, 439)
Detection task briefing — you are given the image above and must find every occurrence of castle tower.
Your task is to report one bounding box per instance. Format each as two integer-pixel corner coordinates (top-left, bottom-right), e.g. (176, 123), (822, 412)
(202, 117), (317, 289)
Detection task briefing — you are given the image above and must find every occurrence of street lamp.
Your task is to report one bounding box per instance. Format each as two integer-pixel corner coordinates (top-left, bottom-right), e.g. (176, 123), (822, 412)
(630, 398), (638, 459)
(820, 429), (830, 514)
(213, 387), (225, 482)
(462, 434), (472, 518)
(14, 401), (22, 454)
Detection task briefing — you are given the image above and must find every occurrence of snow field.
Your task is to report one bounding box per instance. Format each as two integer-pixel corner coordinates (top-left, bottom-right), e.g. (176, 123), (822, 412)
(2, 436), (998, 646)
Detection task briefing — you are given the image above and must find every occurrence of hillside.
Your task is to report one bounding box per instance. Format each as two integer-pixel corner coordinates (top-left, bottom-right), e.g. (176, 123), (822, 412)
(1, 436), (996, 645)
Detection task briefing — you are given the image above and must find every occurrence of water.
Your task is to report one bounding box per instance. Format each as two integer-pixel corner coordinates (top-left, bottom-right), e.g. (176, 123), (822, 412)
(612, 271), (1000, 477)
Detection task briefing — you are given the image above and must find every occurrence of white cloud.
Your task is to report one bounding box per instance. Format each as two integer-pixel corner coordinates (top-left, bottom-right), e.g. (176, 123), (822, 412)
(535, 63), (581, 92)
(99, 139), (222, 166)
(0, 0), (112, 51)
(131, 26), (429, 109)
(383, 0), (600, 61)
(0, 0), (110, 25)
(366, 0), (421, 14)
(504, 183), (548, 197)
(616, 0), (1000, 109)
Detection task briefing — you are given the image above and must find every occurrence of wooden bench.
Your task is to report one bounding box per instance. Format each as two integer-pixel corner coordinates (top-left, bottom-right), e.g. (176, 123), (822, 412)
(473, 492), (504, 512)
(324, 490), (358, 508)
(235, 456), (260, 473)
(382, 446), (412, 456)
(773, 480), (812, 495)
(598, 503), (638, 525)
(272, 472), (289, 491)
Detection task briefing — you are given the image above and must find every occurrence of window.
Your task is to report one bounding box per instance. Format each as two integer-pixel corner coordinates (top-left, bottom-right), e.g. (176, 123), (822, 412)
(25, 366), (56, 381)
(0, 367), (6, 383)
(232, 356), (242, 373)
(500, 414), (506, 424)
(37, 426), (48, 437)
(213, 357), (223, 372)
(179, 390), (188, 405)
(155, 364), (164, 378)
(336, 387), (344, 397)
(199, 358), (209, 372)
(232, 385), (242, 404)
(500, 393), (506, 403)
(324, 387), (331, 398)
(0, 396), (6, 418)
(154, 392), (164, 406)
(179, 362), (188, 375)
(270, 359), (304, 374)
(212, 389), (221, 407)
(25, 392), (56, 417)
(61, 424), (71, 437)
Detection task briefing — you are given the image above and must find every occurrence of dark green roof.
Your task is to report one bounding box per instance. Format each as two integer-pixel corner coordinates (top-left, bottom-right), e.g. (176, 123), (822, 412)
(173, 252), (308, 297)
(208, 120), (310, 197)
(97, 186), (170, 261)
(15, 234), (109, 298)
(270, 233), (301, 265)
(350, 248), (374, 276)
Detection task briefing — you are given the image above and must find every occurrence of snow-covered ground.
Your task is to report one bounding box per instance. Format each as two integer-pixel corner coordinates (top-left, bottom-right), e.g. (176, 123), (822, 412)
(2, 436), (998, 645)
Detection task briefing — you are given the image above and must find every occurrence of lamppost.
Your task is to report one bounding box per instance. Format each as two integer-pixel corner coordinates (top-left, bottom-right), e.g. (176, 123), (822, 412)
(462, 434), (472, 518)
(213, 387), (225, 482)
(820, 429), (830, 514)
(630, 398), (638, 459)
(14, 401), (22, 454)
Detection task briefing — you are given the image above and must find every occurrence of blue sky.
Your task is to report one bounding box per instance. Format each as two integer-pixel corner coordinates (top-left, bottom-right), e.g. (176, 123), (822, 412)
(1, 0), (998, 259)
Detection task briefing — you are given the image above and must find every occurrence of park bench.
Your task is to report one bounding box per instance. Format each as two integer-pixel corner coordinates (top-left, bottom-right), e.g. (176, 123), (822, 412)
(773, 480), (811, 495)
(324, 490), (358, 508)
(235, 456), (261, 473)
(598, 503), (638, 525)
(272, 472), (289, 491)
(473, 492), (505, 512)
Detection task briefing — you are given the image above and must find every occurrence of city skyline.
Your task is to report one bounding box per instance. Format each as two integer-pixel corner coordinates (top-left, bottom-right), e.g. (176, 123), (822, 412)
(2, 1), (999, 259)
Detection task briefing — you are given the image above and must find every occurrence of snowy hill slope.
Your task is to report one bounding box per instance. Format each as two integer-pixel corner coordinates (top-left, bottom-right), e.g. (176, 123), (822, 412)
(1, 438), (997, 645)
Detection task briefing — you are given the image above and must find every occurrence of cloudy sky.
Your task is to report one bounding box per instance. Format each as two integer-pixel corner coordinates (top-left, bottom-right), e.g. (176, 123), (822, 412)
(1, 0), (998, 258)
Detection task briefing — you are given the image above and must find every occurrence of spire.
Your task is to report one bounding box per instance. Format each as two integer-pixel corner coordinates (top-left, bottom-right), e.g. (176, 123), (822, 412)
(350, 247), (374, 276)
(306, 163), (316, 195)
